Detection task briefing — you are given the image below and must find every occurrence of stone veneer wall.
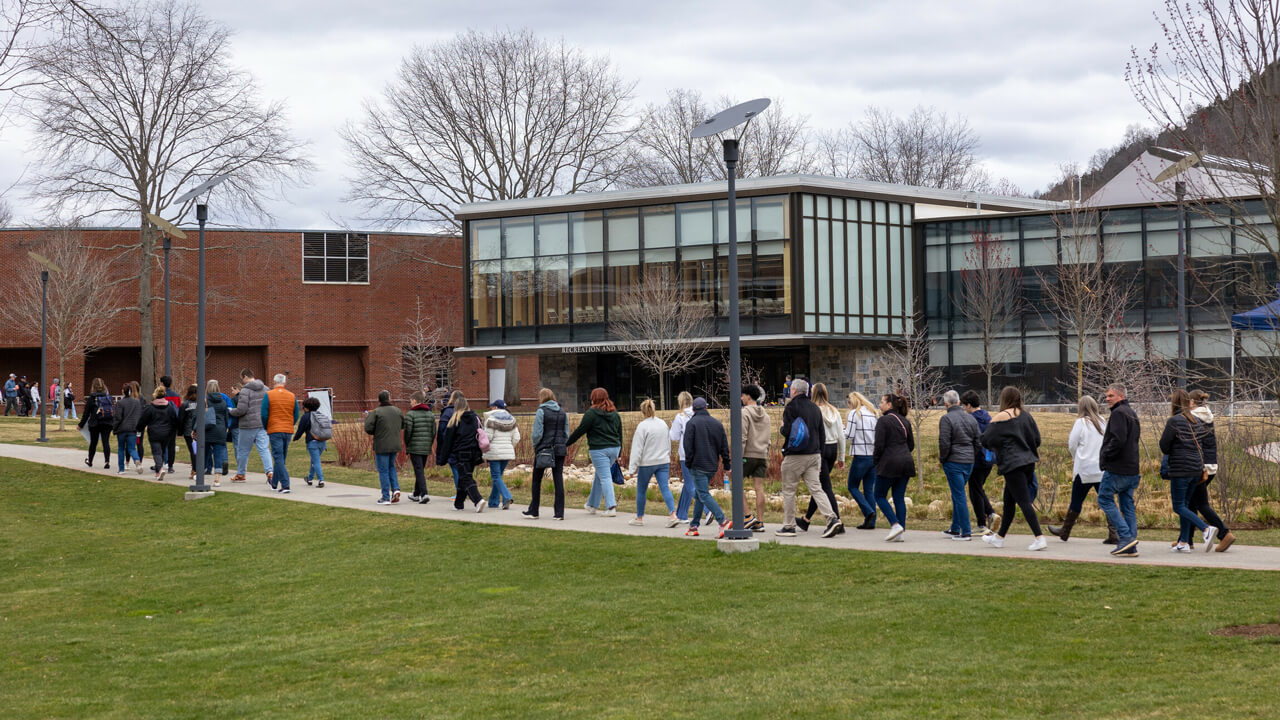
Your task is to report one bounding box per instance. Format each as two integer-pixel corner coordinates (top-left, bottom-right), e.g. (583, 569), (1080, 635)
(808, 344), (895, 399)
(537, 354), (581, 412)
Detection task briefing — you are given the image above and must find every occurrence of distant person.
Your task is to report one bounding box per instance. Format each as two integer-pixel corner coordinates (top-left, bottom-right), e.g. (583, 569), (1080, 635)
(1047, 396), (1106, 542)
(960, 390), (998, 534)
(567, 387), (623, 517)
(3, 373), (17, 416)
(403, 391), (436, 502)
(938, 389), (981, 541)
(29, 381), (40, 417)
(1188, 390), (1232, 552)
(364, 390), (404, 504)
(1161, 388), (1219, 553)
(782, 374), (792, 403)
(203, 380), (230, 487)
(741, 384), (771, 532)
(224, 383), (240, 477)
(78, 377), (114, 470)
(264, 373), (299, 493)
(980, 386), (1047, 552)
(63, 382), (76, 419)
(179, 384), (199, 479)
(1098, 384), (1141, 557)
(776, 379), (843, 539)
(18, 376), (31, 416)
(439, 394), (485, 511)
(293, 395), (332, 489)
(138, 385), (178, 481)
(160, 376), (180, 473)
(680, 397), (732, 538)
(435, 390), (465, 498)
(668, 391), (695, 524)
(797, 382), (845, 532)
(524, 388), (569, 520)
(844, 391), (880, 530)
(228, 369), (273, 484)
(112, 381), (144, 474)
(873, 392), (914, 542)
(482, 399), (520, 509)
(48, 379), (59, 415)
(626, 398), (676, 527)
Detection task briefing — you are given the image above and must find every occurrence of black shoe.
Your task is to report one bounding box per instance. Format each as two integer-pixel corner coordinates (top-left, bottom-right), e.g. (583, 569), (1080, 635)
(419, 496), (430, 504)
(941, 529), (960, 537)
(305, 478), (314, 486)
(317, 481), (325, 488)
(856, 515), (876, 530)
(775, 526), (798, 537)
(795, 516), (810, 532)
(522, 509), (538, 518)
(1114, 545), (1139, 557)
(748, 518), (765, 532)
(822, 519), (845, 538)
(84, 458), (92, 467)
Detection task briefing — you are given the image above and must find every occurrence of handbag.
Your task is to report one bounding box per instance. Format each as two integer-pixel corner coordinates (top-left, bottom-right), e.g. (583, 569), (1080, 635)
(534, 449), (554, 470)
(610, 460), (625, 485)
(476, 425), (491, 452)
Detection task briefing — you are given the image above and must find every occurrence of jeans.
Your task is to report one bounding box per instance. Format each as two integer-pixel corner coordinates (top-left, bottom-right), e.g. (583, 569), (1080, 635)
(1097, 471), (1140, 546)
(450, 461), (459, 491)
(116, 431), (140, 471)
(1170, 476), (1209, 543)
(228, 427), (239, 470)
(686, 468), (724, 526)
(942, 461), (973, 534)
(529, 455), (565, 517)
(997, 464), (1042, 537)
(846, 455), (877, 522)
(305, 440), (326, 483)
(586, 447), (620, 510)
(375, 451), (400, 500)
(268, 432), (291, 489)
(675, 462), (694, 520)
(635, 463), (675, 517)
(204, 440), (228, 478)
(875, 475), (909, 527)
(488, 459), (513, 507)
(64, 404), (76, 419)
(234, 427), (273, 477)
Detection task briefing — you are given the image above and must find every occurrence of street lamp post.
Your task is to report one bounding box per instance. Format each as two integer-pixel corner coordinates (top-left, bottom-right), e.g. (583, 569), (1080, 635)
(163, 233), (172, 379)
(172, 174), (229, 497)
(692, 99), (770, 547)
(28, 251), (61, 443)
(1175, 179), (1188, 387)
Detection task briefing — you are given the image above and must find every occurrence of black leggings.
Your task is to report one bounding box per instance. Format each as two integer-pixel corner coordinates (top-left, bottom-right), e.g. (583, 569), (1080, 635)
(998, 464), (1042, 537)
(805, 444), (841, 520)
(453, 460), (483, 508)
(1067, 475), (1100, 513)
(410, 453), (430, 497)
(87, 426), (112, 464)
(1189, 476), (1228, 536)
(969, 461), (994, 524)
(528, 456), (566, 518)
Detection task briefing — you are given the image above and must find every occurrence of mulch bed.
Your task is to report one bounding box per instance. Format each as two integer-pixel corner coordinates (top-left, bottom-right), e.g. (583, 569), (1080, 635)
(1212, 624), (1280, 638)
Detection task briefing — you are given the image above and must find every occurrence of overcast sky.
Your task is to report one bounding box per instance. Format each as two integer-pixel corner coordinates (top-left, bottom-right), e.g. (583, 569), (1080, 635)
(0, 0), (1169, 230)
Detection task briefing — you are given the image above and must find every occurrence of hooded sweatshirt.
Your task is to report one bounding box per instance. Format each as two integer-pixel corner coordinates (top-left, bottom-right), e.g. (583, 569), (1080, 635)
(1191, 405), (1218, 474)
(140, 397), (178, 441)
(482, 409), (521, 461)
(229, 380), (267, 430)
(628, 415), (671, 474)
(742, 404), (771, 460)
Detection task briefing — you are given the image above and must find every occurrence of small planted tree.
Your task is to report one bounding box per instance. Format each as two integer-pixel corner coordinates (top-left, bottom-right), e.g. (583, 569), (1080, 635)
(391, 295), (454, 404)
(607, 270), (715, 410)
(955, 230), (1024, 405)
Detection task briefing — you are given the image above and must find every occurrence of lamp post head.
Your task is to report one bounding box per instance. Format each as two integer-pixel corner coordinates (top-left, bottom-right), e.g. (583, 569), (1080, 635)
(196, 204), (208, 222)
(163, 235), (171, 251)
(690, 98), (771, 139)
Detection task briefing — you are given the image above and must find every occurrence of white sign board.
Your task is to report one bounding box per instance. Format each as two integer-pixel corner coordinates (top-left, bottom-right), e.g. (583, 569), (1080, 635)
(307, 388), (334, 418)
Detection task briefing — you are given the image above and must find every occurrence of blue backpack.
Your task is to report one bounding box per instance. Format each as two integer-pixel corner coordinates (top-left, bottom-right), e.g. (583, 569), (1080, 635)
(786, 417), (809, 450)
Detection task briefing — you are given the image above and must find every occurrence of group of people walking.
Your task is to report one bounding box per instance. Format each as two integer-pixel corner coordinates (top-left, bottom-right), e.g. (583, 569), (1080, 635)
(4, 373), (75, 418)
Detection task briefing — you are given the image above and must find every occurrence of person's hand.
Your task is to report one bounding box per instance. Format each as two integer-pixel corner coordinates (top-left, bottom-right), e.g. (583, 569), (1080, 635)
(836, 460), (845, 470)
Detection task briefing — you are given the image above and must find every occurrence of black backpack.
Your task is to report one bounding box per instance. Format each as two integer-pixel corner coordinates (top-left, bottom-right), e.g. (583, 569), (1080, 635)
(96, 394), (115, 422)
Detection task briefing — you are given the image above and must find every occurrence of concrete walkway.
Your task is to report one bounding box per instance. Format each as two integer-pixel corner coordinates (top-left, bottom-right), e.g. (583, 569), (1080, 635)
(4, 442), (1277, 572)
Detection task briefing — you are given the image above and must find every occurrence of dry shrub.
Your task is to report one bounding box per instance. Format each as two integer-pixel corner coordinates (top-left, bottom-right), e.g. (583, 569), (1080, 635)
(332, 422), (371, 467)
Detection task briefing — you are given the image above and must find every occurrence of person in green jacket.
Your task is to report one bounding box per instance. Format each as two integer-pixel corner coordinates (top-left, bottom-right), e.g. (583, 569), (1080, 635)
(403, 390), (436, 504)
(567, 387), (623, 516)
(364, 390), (404, 505)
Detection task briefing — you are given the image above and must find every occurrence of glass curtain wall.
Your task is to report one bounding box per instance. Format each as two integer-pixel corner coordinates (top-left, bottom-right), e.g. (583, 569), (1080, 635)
(468, 195), (792, 344)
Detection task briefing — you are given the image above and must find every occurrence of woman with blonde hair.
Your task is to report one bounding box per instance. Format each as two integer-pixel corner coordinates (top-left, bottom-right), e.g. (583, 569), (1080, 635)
(567, 387), (623, 516)
(845, 391), (880, 529)
(1047, 395), (1107, 541)
(434, 389), (465, 498)
(669, 390), (696, 524)
(439, 394), (486, 511)
(626, 398), (677, 526)
(525, 388), (569, 520)
(798, 382), (845, 531)
(78, 377), (113, 469)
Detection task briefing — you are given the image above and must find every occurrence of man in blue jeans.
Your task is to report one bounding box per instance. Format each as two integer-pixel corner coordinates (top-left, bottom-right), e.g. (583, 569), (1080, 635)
(1098, 384), (1142, 556)
(937, 390), (980, 541)
(682, 397), (732, 538)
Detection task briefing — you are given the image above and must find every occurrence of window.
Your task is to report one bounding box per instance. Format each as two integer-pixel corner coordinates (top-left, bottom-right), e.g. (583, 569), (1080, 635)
(303, 232), (369, 284)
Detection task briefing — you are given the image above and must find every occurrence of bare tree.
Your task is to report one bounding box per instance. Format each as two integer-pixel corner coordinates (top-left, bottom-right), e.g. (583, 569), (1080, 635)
(955, 230), (1025, 404)
(343, 29), (633, 232)
(879, 315), (948, 491)
(850, 106), (987, 190)
(1, 0), (115, 94)
(607, 270), (715, 410)
(0, 228), (124, 431)
(1126, 0), (1280, 405)
(22, 0), (313, 389)
(0, 196), (11, 226)
(813, 125), (859, 178)
(620, 90), (814, 188)
(696, 353), (765, 408)
(391, 296), (455, 403)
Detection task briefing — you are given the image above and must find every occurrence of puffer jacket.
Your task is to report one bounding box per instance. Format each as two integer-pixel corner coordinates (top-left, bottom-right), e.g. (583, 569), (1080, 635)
(403, 404), (437, 456)
(531, 401), (567, 456)
(1159, 413), (1216, 479)
(434, 405), (455, 465)
(363, 403), (405, 456)
(482, 409), (521, 461)
(938, 405), (981, 465)
(205, 393), (229, 444)
(228, 380), (267, 430)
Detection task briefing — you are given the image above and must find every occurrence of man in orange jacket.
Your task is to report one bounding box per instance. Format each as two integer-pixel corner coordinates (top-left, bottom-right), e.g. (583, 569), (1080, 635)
(264, 373), (299, 493)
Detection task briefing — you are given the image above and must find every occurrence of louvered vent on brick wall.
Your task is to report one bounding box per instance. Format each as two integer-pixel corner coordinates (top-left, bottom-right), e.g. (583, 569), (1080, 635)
(302, 232), (369, 284)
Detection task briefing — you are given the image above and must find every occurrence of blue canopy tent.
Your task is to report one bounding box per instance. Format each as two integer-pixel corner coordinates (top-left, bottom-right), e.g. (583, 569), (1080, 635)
(1228, 287), (1280, 417)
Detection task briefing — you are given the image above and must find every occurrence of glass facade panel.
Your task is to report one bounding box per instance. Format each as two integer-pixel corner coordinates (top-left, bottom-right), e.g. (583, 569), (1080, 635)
(644, 247), (676, 283)
(833, 221), (846, 314)
(642, 205), (675, 248)
(678, 202), (713, 246)
(571, 211), (604, 253)
(538, 256), (569, 326)
(756, 196), (786, 241)
(472, 219), (500, 260)
(471, 259), (501, 328)
(504, 216), (534, 257)
(570, 254), (604, 323)
(756, 240), (790, 315)
(816, 221), (830, 313)
(536, 214), (568, 256)
(681, 244), (715, 317)
(714, 200), (751, 245)
(608, 250), (641, 312)
(606, 208), (639, 251)
(503, 257), (536, 327)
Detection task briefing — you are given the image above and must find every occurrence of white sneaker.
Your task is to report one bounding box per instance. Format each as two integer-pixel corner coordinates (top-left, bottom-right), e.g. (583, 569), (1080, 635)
(1203, 526), (1218, 552)
(983, 533), (1005, 548)
(1028, 536), (1048, 551)
(892, 531), (905, 543)
(665, 516), (680, 528)
(584, 503), (597, 515)
(604, 508), (617, 517)
(213, 478), (221, 487)
(884, 524), (904, 542)
(628, 518), (644, 526)
(475, 501), (485, 513)
(1171, 543), (1193, 553)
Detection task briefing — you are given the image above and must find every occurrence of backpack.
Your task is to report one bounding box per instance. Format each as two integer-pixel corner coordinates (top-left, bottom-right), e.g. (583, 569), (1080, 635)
(310, 411), (333, 440)
(786, 416), (809, 450)
(96, 394), (115, 422)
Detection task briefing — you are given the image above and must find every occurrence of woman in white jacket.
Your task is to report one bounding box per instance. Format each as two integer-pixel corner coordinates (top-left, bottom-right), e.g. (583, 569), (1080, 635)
(627, 398), (678, 527)
(799, 382), (847, 531)
(482, 400), (521, 509)
(1047, 395), (1106, 541)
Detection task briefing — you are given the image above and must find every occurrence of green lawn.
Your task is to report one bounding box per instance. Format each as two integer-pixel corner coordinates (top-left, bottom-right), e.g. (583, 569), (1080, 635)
(2, 457), (1279, 719)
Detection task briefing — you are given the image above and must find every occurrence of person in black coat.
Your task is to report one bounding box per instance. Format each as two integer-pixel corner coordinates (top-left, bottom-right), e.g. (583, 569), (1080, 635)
(138, 386), (178, 480)
(111, 381), (145, 474)
(1160, 388), (1219, 552)
(203, 381), (230, 486)
(980, 386), (1047, 551)
(78, 377), (113, 469)
(873, 392), (915, 541)
(435, 391), (460, 494)
(1098, 384), (1142, 554)
(438, 395), (485, 512)
(681, 397), (730, 537)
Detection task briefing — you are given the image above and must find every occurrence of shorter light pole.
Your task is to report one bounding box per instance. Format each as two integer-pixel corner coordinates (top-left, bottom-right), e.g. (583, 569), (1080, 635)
(28, 251), (61, 443)
(163, 233), (172, 379)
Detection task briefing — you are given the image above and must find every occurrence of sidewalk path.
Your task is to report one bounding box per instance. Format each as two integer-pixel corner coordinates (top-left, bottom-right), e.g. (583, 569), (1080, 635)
(4, 442), (1277, 572)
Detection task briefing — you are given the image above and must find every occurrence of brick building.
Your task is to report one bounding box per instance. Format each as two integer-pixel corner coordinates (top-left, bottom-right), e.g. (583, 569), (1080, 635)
(0, 226), (537, 410)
